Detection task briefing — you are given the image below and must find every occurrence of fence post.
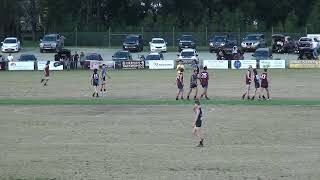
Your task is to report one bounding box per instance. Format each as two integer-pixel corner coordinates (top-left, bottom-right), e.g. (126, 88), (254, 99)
(238, 27), (241, 46)
(205, 27), (208, 47)
(141, 26), (144, 39)
(75, 25), (78, 48)
(172, 26), (175, 47)
(108, 27), (111, 48)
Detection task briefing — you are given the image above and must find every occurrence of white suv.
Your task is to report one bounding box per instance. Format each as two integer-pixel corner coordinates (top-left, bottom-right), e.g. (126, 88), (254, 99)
(149, 38), (167, 52)
(1, 37), (21, 52)
(177, 49), (199, 62)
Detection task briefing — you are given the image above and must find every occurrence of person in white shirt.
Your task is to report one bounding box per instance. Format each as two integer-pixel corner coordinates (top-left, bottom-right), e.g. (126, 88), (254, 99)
(7, 53), (13, 61)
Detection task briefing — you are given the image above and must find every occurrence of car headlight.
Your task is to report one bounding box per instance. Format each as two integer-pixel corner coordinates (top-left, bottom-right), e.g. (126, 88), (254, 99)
(209, 42), (213, 46)
(221, 43), (225, 46)
(179, 42), (182, 45)
(40, 43), (43, 47)
(52, 43), (57, 47)
(254, 42), (259, 46)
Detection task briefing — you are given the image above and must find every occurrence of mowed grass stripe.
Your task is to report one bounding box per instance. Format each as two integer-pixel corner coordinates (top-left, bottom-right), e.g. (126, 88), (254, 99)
(0, 98), (320, 106)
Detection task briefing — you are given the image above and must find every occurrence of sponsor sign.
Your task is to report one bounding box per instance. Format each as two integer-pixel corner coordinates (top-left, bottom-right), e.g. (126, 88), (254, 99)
(89, 61), (115, 70)
(122, 61), (145, 69)
(8, 61), (34, 70)
(231, 60), (256, 69)
(38, 61), (63, 70)
(203, 60), (228, 69)
(149, 60), (174, 69)
(260, 60), (285, 69)
(289, 60), (320, 69)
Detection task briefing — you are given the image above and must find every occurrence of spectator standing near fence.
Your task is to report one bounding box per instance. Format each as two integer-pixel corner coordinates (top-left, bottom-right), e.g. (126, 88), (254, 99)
(7, 53), (13, 61)
(80, 52), (85, 69)
(73, 51), (79, 69)
(66, 57), (71, 71)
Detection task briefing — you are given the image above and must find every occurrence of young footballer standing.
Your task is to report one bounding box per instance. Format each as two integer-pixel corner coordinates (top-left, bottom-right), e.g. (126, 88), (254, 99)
(100, 64), (111, 96)
(176, 69), (184, 100)
(261, 68), (271, 100)
(193, 100), (204, 147)
(242, 65), (253, 100)
(200, 66), (210, 100)
(41, 61), (50, 86)
(187, 69), (199, 100)
(251, 69), (261, 100)
(91, 68), (100, 98)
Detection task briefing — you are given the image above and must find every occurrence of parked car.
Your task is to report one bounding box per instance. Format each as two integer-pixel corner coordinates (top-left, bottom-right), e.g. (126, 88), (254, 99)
(122, 34), (143, 52)
(298, 37), (319, 51)
(54, 49), (71, 61)
(149, 38), (167, 52)
(112, 51), (133, 69)
(40, 34), (65, 53)
(177, 49), (199, 64)
(1, 37), (21, 53)
(241, 34), (266, 52)
(178, 35), (196, 52)
(83, 53), (103, 68)
(252, 48), (273, 60)
(144, 52), (164, 67)
(208, 35), (236, 53)
(18, 54), (37, 61)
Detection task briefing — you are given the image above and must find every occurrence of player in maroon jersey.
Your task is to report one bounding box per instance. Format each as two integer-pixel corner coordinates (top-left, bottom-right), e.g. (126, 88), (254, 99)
(41, 61), (50, 86)
(242, 65), (253, 100)
(199, 66), (210, 100)
(175, 68), (184, 100)
(260, 68), (270, 100)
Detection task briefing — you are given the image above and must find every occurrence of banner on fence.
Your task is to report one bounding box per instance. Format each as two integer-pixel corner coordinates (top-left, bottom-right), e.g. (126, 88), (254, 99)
(122, 61), (145, 69)
(8, 61), (34, 70)
(149, 60), (174, 69)
(89, 61), (115, 70)
(289, 60), (320, 69)
(260, 60), (286, 69)
(231, 60), (256, 69)
(38, 61), (63, 70)
(203, 60), (228, 69)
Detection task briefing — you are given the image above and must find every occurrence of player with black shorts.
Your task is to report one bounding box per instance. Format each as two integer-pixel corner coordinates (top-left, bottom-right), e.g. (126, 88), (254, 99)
(200, 66), (209, 100)
(91, 69), (100, 97)
(187, 69), (199, 100)
(261, 68), (271, 100)
(251, 69), (261, 100)
(242, 65), (252, 100)
(192, 100), (204, 147)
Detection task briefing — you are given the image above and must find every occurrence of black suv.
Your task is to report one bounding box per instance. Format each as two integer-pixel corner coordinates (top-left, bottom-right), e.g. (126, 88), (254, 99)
(122, 34), (143, 52)
(178, 35), (196, 52)
(208, 35), (236, 53)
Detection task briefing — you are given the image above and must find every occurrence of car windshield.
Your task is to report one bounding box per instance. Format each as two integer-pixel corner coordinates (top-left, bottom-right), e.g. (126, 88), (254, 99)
(181, 36), (193, 41)
(146, 54), (160, 60)
(245, 35), (259, 41)
(300, 38), (312, 42)
(43, 36), (56, 41)
(86, 54), (100, 60)
(126, 36), (138, 41)
(114, 52), (128, 59)
(181, 51), (195, 56)
(4, 39), (17, 43)
(20, 55), (36, 61)
(152, 39), (164, 44)
(255, 50), (269, 57)
(213, 36), (226, 42)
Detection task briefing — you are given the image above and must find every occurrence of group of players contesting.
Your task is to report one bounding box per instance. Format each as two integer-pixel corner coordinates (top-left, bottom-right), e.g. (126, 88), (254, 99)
(40, 60), (270, 147)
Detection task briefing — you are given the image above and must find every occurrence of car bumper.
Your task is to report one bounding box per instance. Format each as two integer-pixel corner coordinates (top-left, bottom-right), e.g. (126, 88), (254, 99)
(123, 45), (139, 51)
(150, 47), (167, 52)
(179, 45), (196, 50)
(1, 47), (19, 52)
(241, 45), (258, 51)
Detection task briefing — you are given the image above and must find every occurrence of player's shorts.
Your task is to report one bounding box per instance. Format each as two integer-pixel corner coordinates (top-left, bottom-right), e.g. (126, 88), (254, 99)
(190, 83), (197, 89)
(246, 81), (251, 85)
(102, 76), (106, 81)
(261, 83), (268, 88)
(201, 84), (208, 88)
(255, 82), (260, 88)
(43, 76), (50, 80)
(177, 84), (184, 90)
(196, 120), (202, 127)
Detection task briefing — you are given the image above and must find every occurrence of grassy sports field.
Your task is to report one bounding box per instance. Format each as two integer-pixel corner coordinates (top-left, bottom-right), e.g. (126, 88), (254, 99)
(0, 69), (320, 180)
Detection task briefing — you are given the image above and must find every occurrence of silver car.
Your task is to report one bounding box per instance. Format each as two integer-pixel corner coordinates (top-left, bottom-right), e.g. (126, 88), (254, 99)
(241, 34), (266, 52)
(40, 34), (65, 53)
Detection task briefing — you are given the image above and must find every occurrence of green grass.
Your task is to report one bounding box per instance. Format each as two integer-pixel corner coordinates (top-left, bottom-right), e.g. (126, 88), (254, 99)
(1, 98), (320, 106)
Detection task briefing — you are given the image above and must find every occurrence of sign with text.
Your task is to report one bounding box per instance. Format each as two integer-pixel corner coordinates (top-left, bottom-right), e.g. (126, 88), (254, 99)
(260, 60), (285, 69)
(203, 60), (228, 69)
(89, 61), (115, 70)
(289, 60), (320, 69)
(149, 60), (174, 69)
(122, 61), (145, 69)
(38, 61), (63, 70)
(231, 60), (257, 69)
(8, 61), (34, 70)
